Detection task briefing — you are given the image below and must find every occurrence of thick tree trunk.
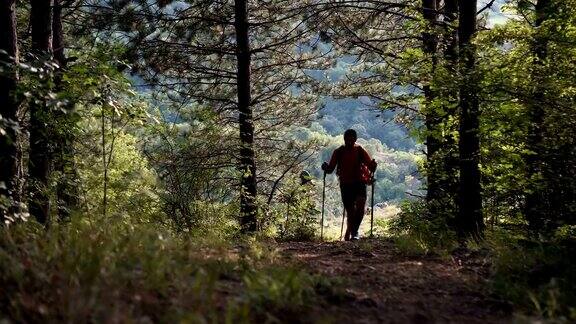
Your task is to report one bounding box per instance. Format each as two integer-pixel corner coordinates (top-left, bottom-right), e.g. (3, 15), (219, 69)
(234, 0), (258, 232)
(424, 0), (459, 223)
(524, 0), (550, 232)
(422, 0), (441, 212)
(52, 0), (65, 68)
(0, 0), (19, 222)
(28, 0), (53, 225)
(443, 0), (458, 63)
(52, 0), (79, 220)
(439, 0), (459, 221)
(457, 0), (484, 240)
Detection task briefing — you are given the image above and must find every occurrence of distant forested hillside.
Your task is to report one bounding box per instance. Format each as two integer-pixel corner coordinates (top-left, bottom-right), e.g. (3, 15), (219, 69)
(291, 118), (422, 220)
(306, 96), (422, 208)
(318, 97), (416, 151)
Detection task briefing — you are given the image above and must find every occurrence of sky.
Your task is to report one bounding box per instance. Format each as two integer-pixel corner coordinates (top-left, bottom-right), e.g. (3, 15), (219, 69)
(482, 0), (516, 27)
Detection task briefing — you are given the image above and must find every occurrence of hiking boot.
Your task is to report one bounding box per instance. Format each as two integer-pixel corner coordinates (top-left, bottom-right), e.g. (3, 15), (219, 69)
(344, 229), (351, 241)
(351, 234), (360, 241)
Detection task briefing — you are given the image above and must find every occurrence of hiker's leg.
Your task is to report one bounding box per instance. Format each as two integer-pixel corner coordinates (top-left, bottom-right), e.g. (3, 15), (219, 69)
(351, 183), (367, 237)
(345, 208), (354, 240)
(353, 195), (367, 237)
(340, 184), (355, 240)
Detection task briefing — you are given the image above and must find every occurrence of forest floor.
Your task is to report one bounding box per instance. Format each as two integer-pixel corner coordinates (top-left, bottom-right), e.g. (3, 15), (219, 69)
(278, 239), (513, 324)
(0, 223), (523, 323)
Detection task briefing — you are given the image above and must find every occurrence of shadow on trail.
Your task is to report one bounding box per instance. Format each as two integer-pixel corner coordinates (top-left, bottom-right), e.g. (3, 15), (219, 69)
(279, 239), (512, 324)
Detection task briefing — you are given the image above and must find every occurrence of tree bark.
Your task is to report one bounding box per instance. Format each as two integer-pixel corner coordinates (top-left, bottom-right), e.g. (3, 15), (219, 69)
(234, 0), (258, 232)
(439, 0), (459, 221)
(0, 0), (19, 223)
(457, 0), (484, 240)
(52, 0), (65, 68)
(28, 0), (53, 225)
(443, 0), (458, 63)
(52, 0), (79, 221)
(524, 0), (550, 232)
(422, 0), (441, 212)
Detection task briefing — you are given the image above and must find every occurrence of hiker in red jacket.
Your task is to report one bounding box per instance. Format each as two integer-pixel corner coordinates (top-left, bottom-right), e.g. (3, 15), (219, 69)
(322, 129), (377, 241)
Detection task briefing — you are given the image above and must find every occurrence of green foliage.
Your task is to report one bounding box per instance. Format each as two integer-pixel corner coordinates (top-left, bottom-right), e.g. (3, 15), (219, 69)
(33, 43), (162, 222)
(489, 231), (576, 321)
(388, 199), (457, 255)
(143, 99), (240, 231)
(476, 0), (576, 232)
(76, 128), (160, 221)
(242, 267), (316, 311)
(0, 217), (339, 323)
(269, 177), (319, 242)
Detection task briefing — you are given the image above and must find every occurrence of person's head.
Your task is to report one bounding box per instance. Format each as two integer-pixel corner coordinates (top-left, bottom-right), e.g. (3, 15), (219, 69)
(343, 129), (357, 148)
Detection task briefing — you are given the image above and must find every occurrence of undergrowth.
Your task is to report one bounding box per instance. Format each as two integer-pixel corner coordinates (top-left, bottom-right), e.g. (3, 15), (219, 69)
(0, 217), (339, 323)
(385, 199), (457, 257)
(386, 200), (576, 321)
(488, 228), (576, 322)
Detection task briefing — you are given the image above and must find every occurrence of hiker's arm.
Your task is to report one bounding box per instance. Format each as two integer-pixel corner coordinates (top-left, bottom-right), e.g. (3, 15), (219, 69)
(322, 150), (338, 174)
(361, 147), (377, 172)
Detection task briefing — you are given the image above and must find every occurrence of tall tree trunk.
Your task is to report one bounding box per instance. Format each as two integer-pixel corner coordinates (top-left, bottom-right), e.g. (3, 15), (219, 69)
(443, 0), (458, 64)
(0, 0), (19, 223)
(422, 0), (441, 213)
(52, 0), (65, 68)
(28, 0), (53, 225)
(457, 0), (484, 240)
(52, 0), (78, 221)
(234, 0), (258, 232)
(524, 0), (550, 232)
(439, 0), (459, 222)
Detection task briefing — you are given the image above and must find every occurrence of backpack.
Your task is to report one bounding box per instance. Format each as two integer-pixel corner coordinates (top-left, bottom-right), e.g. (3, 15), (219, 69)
(336, 145), (373, 185)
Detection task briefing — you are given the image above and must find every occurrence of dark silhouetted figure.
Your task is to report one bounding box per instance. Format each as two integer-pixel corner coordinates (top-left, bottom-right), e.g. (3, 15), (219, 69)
(322, 129), (377, 240)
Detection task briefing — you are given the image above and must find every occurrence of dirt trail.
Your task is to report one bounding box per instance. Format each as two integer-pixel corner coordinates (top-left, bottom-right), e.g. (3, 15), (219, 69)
(279, 239), (512, 324)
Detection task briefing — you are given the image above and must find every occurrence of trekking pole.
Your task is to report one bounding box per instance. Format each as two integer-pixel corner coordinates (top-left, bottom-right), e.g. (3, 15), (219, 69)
(321, 171), (326, 240)
(340, 207), (346, 241)
(370, 163), (376, 238)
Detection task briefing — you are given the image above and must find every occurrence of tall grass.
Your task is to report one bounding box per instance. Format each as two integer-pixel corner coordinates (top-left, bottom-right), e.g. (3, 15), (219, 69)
(385, 200), (576, 321)
(0, 217), (337, 322)
(488, 229), (576, 321)
(386, 200), (457, 256)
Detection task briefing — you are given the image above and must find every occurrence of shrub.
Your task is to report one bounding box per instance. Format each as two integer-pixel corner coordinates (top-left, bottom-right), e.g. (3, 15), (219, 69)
(387, 199), (457, 255)
(268, 178), (319, 242)
(0, 215), (338, 322)
(489, 230), (576, 321)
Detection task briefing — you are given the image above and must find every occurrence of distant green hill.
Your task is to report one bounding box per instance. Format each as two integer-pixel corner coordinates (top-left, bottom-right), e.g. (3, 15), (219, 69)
(317, 97), (416, 151)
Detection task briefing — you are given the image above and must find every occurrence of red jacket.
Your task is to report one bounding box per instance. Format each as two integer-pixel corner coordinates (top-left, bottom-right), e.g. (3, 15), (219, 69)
(326, 145), (373, 184)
